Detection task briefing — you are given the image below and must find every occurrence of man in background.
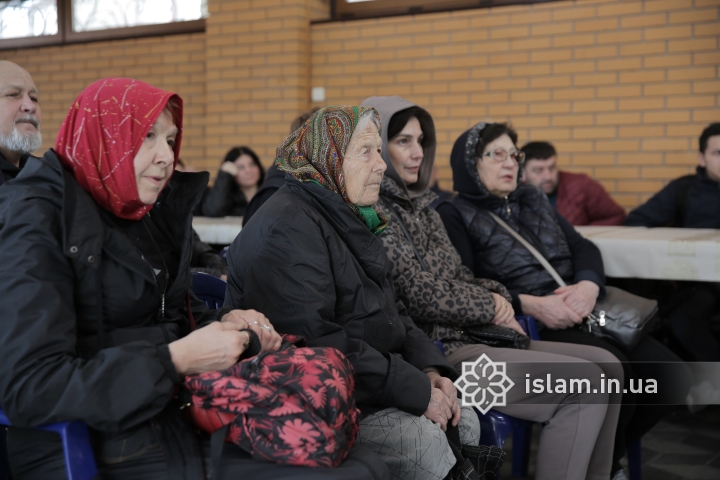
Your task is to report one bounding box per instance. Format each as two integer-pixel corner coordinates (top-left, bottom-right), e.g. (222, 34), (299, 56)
(0, 61), (42, 186)
(521, 141), (625, 226)
(624, 123), (720, 362)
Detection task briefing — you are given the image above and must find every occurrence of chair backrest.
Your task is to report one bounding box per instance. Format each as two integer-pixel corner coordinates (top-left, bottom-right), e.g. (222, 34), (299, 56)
(514, 316), (541, 341)
(191, 272), (227, 310)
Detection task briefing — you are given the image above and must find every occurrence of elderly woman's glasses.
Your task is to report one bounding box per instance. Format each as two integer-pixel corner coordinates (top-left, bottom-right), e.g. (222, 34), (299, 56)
(482, 149), (525, 165)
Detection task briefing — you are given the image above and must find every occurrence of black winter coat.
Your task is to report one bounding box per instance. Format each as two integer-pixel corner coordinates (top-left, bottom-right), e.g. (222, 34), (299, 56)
(625, 167), (720, 228)
(225, 179), (456, 417)
(242, 164), (287, 226)
(438, 129), (605, 314)
(0, 151), (226, 477)
(0, 152), (26, 186)
(201, 170), (249, 217)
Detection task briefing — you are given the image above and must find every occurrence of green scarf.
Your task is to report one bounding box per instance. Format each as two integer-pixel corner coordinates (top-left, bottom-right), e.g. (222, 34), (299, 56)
(356, 205), (387, 236)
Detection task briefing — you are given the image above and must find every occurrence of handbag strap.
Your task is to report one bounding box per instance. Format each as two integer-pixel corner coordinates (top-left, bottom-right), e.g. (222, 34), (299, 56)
(487, 211), (567, 288)
(380, 197), (430, 272)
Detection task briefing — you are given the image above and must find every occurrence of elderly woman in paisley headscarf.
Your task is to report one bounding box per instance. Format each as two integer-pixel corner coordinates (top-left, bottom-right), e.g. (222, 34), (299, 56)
(0, 79), (386, 480)
(226, 106), (482, 480)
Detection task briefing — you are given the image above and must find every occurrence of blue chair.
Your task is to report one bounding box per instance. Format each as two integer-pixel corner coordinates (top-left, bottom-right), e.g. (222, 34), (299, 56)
(0, 408), (97, 480)
(192, 271), (227, 309)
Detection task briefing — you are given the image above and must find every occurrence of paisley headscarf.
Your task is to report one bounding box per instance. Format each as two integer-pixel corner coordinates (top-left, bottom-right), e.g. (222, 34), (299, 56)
(55, 78), (183, 220)
(275, 105), (387, 234)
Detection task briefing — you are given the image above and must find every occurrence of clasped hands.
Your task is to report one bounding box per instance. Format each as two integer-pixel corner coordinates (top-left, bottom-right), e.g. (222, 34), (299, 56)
(168, 309), (282, 376)
(520, 281), (600, 330)
(423, 368), (461, 432)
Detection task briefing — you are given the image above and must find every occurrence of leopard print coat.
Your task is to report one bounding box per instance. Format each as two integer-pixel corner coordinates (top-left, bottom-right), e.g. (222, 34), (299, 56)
(377, 176), (512, 356)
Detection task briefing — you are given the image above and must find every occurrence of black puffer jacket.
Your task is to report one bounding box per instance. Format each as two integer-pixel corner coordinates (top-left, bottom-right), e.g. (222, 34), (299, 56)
(625, 167), (720, 228)
(0, 151), (227, 478)
(225, 179), (456, 417)
(437, 128), (605, 313)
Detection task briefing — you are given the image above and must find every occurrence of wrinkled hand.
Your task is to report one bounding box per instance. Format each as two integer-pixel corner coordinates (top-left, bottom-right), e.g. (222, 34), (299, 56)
(423, 387), (456, 431)
(554, 281), (599, 319)
(426, 371), (461, 427)
(168, 321), (251, 376)
(491, 293), (515, 327)
(221, 309), (282, 353)
(519, 294), (582, 330)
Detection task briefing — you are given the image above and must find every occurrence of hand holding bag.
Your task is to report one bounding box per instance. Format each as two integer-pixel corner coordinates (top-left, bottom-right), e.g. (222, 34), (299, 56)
(488, 212), (658, 352)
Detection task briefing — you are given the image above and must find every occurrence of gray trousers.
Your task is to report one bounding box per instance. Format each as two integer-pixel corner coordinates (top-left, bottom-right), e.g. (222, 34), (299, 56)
(447, 340), (622, 480)
(357, 406), (480, 480)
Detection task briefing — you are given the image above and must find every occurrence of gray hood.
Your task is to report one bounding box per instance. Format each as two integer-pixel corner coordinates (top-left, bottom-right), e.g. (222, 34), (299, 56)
(361, 96), (436, 196)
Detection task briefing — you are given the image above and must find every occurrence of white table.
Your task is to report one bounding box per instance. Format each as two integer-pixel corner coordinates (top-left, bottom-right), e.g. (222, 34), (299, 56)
(192, 217), (242, 245)
(575, 226), (720, 282)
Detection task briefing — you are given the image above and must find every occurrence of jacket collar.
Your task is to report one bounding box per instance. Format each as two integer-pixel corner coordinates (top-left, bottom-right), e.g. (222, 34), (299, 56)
(696, 166), (720, 186)
(379, 175), (437, 213)
(286, 178), (389, 278)
(0, 151), (27, 183)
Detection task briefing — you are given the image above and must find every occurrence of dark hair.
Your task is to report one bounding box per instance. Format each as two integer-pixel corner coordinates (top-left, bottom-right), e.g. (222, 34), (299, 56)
(699, 123), (720, 154)
(223, 146), (265, 186)
(474, 123), (518, 158)
(387, 106), (435, 151)
(290, 107), (321, 133)
(521, 141), (557, 162)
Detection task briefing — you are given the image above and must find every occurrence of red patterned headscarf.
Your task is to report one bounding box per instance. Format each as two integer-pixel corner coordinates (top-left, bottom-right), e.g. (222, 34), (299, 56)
(55, 78), (183, 220)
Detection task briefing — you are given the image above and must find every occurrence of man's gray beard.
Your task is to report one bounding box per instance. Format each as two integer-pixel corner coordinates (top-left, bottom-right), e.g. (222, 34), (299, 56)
(0, 126), (42, 155)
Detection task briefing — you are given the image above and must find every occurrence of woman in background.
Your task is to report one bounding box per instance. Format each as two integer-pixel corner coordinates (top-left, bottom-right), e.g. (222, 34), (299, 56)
(202, 146), (265, 217)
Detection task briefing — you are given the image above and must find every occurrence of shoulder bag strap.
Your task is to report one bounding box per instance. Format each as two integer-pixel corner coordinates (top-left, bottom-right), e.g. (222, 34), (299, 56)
(380, 197), (430, 272)
(487, 211), (567, 288)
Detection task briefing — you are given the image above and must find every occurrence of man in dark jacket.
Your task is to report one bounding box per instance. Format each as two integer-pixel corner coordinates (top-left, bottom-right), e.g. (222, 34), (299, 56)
(0, 61), (42, 186)
(521, 141), (625, 226)
(624, 123), (720, 361)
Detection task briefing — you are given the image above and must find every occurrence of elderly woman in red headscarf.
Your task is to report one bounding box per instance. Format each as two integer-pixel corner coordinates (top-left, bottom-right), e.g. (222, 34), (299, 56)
(0, 79), (388, 480)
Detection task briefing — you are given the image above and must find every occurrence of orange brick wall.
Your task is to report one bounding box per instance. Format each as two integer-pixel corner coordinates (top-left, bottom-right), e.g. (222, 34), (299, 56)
(0, 33), (207, 167)
(311, 0), (720, 207)
(1, 0), (718, 205)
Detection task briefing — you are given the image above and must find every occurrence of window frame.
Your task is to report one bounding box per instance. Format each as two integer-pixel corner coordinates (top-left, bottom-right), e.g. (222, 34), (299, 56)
(330, 0), (564, 21)
(0, 0), (205, 50)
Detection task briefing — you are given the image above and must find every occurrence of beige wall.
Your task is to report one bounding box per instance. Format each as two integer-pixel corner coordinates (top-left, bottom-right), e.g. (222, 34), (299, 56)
(1, 0), (718, 206)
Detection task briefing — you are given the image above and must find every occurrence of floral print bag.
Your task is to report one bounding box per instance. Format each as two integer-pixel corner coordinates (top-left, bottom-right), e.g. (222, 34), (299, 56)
(184, 335), (360, 468)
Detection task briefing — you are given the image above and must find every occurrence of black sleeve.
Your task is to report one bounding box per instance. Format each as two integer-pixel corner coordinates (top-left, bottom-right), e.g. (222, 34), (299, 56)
(225, 216), (432, 416)
(554, 210), (606, 292)
(624, 181), (679, 227)
(190, 229), (227, 275)
(437, 202), (476, 272)
(0, 198), (177, 430)
(201, 170), (236, 217)
(242, 186), (280, 227)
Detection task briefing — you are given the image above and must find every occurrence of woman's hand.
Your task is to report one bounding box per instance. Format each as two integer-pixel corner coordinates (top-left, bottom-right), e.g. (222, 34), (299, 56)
(519, 294), (582, 330)
(425, 370), (461, 428)
(423, 387), (455, 431)
(220, 162), (239, 176)
(168, 322), (251, 376)
(491, 292), (515, 326)
(221, 309), (282, 353)
(554, 281), (599, 319)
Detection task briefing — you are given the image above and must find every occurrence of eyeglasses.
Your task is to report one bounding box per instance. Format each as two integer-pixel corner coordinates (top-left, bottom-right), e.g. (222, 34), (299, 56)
(482, 148), (525, 165)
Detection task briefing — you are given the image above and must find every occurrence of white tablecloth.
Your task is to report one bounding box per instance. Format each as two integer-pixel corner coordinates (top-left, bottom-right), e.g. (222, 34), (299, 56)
(192, 217), (242, 245)
(575, 226), (720, 282)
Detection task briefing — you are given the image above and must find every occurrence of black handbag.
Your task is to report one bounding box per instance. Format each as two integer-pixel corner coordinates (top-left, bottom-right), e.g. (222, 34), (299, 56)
(380, 199), (528, 350)
(488, 212), (658, 352)
(457, 323), (530, 350)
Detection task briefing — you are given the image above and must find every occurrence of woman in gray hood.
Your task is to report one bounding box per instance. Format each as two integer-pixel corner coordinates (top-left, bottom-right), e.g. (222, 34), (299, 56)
(362, 95), (624, 480)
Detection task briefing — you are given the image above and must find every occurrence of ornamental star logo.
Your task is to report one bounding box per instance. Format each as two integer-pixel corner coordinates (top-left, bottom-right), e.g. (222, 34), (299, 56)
(454, 353), (515, 414)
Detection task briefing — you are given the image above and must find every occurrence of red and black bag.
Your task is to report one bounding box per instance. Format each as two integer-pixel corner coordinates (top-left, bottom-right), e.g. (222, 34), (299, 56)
(183, 335), (360, 468)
